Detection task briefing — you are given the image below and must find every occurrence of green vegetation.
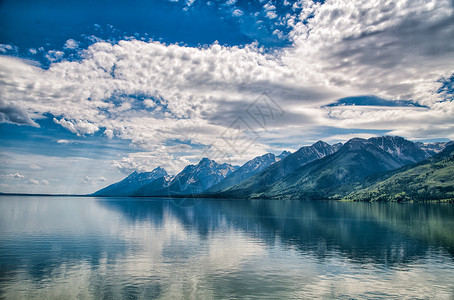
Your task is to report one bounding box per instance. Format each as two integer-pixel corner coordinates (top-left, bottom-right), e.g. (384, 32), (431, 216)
(216, 142), (454, 203)
(345, 145), (454, 202)
(220, 139), (410, 200)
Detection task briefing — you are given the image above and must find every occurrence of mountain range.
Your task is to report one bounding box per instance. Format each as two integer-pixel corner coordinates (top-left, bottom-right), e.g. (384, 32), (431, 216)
(152, 158), (238, 196)
(92, 136), (453, 202)
(93, 167), (169, 196)
(94, 157), (239, 197)
(218, 136), (432, 200)
(344, 143), (454, 202)
(207, 151), (290, 192)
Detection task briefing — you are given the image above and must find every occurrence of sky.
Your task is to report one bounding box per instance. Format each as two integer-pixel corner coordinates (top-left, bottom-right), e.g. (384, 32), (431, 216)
(0, 0), (453, 194)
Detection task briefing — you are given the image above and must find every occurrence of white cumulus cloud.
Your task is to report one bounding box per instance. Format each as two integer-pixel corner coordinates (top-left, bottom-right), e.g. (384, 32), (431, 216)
(0, 173), (25, 179)
(83, 176), (107, 184)
(64, 39), (79, 49)
(45, 50), (64, 62)
(232, 9), (244, 17)
(0, 0), (453, 173)
(57, 139), (70, 144)
(27, 178), (40, 185)
(266, 10), (277, 19)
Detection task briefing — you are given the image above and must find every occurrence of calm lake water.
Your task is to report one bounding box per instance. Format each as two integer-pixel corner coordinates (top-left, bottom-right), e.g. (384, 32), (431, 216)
(1, 196), (454, 299)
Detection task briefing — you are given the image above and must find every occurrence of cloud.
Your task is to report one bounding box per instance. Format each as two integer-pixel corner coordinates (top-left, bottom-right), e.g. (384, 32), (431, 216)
(263, 3), (276, 11)
(83, 176), (107, 184)
(104, 129), (114, 138)
(112, 149), (193, 175)
(29, 163), (43, 170)
(321, 133), (380, 143)
(0, 0), (453, 171)
(45, 50), (64, 62)
(272, 29), (284, 39)
(281, 0), (454, 140)
(1, 40), (318, 166)
(64, 39), (79, 49)
(0, 173), (25, 179)
(57, 139), (70, 144)
(41, 179), (50, 185)
(0, 101), (39, 127)
(27, 178), (40, 185)
(0, 44), (18, 54)
(265, 11), (277, 19)
(1, 151), (119, 194)
(232, 9), (243, 17)
(286, 0), (454, 104)
(53, 118), (99, 135)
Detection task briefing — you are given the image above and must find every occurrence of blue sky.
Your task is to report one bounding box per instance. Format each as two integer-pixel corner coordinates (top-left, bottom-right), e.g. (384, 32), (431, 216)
(1, 0), (453, 194)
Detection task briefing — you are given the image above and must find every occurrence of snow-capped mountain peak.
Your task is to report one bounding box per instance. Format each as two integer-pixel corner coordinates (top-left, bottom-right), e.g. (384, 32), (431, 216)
(368, 136), (428, 163)
(166, 158), (239, 194)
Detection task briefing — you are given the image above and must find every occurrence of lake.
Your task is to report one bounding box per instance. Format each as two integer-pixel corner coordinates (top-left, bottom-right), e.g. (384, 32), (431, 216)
(0, 196), (453, 299)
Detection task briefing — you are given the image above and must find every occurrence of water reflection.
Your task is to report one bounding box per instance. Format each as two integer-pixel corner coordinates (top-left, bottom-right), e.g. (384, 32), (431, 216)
(0, 196), (453, 299)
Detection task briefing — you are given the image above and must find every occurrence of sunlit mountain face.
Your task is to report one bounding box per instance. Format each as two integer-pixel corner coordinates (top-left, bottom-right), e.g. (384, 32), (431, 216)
(1, 0), (454, 194)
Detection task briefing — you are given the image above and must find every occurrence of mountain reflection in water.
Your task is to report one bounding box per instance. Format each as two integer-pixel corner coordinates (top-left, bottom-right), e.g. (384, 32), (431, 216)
(1, 196), (453, 299)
